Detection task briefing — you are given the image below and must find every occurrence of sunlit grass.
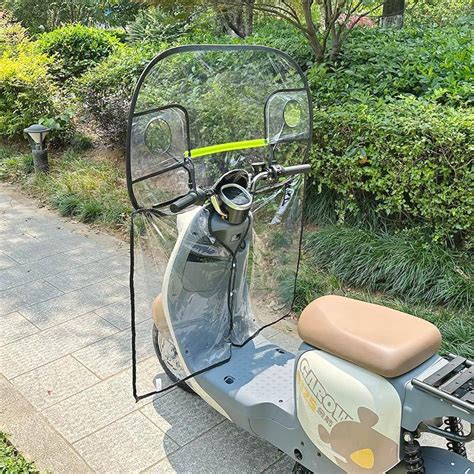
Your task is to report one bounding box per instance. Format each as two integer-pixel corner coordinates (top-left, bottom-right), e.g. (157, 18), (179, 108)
(0, 145), (131, 232)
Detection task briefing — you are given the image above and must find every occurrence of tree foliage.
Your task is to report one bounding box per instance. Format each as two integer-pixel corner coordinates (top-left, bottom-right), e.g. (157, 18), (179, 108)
(127, 6), (193, 44)
(138, 0), (384, 62)
(2, 0), (143, 33)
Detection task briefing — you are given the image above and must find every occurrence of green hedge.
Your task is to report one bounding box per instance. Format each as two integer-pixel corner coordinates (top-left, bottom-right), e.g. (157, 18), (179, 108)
(309, 97), (473, 243)
(37, 24), (120, 82)
(243, 19), (313, 68)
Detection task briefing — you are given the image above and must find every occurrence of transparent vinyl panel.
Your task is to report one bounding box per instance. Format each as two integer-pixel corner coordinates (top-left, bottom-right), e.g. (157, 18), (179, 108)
(127, 45), (311, 384)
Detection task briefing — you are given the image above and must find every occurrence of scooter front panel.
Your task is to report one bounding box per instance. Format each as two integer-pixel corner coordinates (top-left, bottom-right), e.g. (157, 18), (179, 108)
(296, 350), (402, 473)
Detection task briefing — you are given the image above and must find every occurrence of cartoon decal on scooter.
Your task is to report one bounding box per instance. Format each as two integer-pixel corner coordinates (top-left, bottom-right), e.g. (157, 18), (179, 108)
(126, 45), (473, 473)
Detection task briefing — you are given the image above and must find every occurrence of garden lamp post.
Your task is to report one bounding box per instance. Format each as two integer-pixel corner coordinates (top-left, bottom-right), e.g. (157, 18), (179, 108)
(24, 124), (50, 172)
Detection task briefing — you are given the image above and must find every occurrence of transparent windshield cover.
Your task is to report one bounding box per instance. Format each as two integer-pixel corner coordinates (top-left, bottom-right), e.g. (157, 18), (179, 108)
(127, 45), (311, 389)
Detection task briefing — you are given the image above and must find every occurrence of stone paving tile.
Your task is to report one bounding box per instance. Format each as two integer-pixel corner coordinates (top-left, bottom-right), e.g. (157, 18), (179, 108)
(260, 325), (279, 340)
(0, 204), (51, 221)
(73, 411), (178, 473)
(140, 383), (225, 446)
(0, 210), (65, 231)
(0, 232), (38, 253)
(2, 232), (90, 264)
(263, 454), (294, 473)
(0, 264), (43, 292)
(0, 311), (118, 379)
(12, 355), (100, 410)
(0, 251), (88, 292)
(0, 193), (19, 205)
(19, 278), (128, 329)
(73, 320), (154, 379)
(0, 311), (39, 346)
(94, 292), (152, 330)
(0, 375), (92, 474)
(0, 251), (17, 270)
(0, 279), (63, 315)
(45, 253), (129, 292)
(0, 217), (60, 239)
(112, 271), (161, 295)
(42, 356), (172, 443)
(65, 242), (125, 265)
(147, 420), (282, 473)
(0, 204), (42, 219)
(22, 224), (76, 241)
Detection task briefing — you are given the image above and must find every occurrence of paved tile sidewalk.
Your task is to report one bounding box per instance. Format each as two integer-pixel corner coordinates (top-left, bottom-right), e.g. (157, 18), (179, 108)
(0, 185), (294, 473)
(0, 184), (471, 473)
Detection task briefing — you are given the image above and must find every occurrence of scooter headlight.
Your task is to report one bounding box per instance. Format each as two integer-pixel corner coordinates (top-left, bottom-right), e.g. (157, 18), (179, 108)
(218, 183), (253, 225)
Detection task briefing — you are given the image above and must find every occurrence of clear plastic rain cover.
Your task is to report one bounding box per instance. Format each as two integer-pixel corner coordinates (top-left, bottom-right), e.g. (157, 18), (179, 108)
(127, 45), (312, 397)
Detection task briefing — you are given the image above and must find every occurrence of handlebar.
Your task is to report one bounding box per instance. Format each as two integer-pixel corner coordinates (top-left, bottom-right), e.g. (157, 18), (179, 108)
(277, 164), (311, 177)
(170, 164), (311, 213)
(170, 191), (200, 213)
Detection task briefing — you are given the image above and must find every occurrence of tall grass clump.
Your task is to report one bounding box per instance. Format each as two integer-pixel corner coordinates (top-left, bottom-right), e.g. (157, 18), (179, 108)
(305, 226), (473, 311)
(0, 147), (131, 231)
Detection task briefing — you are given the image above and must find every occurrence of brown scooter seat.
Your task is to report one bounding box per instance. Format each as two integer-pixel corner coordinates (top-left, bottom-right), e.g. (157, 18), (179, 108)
(298, 295), (441, 378)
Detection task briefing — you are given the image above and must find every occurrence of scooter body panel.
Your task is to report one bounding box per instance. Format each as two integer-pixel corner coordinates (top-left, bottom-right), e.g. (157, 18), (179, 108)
(194, 337), (472, 473)
(294, 349), (402, 473)
(159, 182), (473, 473)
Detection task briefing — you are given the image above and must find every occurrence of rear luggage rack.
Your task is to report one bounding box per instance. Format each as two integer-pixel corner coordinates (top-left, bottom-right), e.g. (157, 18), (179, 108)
(412, 355), (473, 412)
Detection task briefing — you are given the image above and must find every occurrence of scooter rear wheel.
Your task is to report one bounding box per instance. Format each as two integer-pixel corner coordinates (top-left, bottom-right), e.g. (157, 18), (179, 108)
(152, 324), (195, 394)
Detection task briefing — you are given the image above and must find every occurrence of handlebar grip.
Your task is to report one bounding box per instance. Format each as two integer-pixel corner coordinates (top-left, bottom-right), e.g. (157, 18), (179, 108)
(279, 164), (311, 176)
(170, 191), (199, 213)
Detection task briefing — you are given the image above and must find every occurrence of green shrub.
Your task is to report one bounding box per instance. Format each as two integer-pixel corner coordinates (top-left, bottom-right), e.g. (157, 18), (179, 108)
(0, 41), (58, 139)
(310, 97), (473, 243)
(308, 26), (473, 107)
(0, 432), (38, 474)
(406, 0), (473, 27)
(0, 13), (27, 53)
(77, 43), (158, 145)
(37, 25), (120, 82)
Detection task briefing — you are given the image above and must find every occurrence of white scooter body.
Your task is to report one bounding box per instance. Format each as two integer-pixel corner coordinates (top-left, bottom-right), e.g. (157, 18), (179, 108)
(154, 207), (473, 474)
(125, 43), (473, 474)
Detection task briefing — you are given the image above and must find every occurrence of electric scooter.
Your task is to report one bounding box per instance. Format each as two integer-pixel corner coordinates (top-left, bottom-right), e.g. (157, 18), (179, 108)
(126, 45), (473, 473)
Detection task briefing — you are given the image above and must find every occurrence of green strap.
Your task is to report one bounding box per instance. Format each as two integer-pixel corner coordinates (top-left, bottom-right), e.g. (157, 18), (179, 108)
(185, 138), (267, 159)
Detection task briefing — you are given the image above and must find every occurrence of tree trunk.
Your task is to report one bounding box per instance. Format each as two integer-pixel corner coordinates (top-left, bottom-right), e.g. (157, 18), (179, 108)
(243, 0), (254, 37)
(381, 0), (405, 28)
(302, 0), (325, 63)
(215, 1), (254, 38)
